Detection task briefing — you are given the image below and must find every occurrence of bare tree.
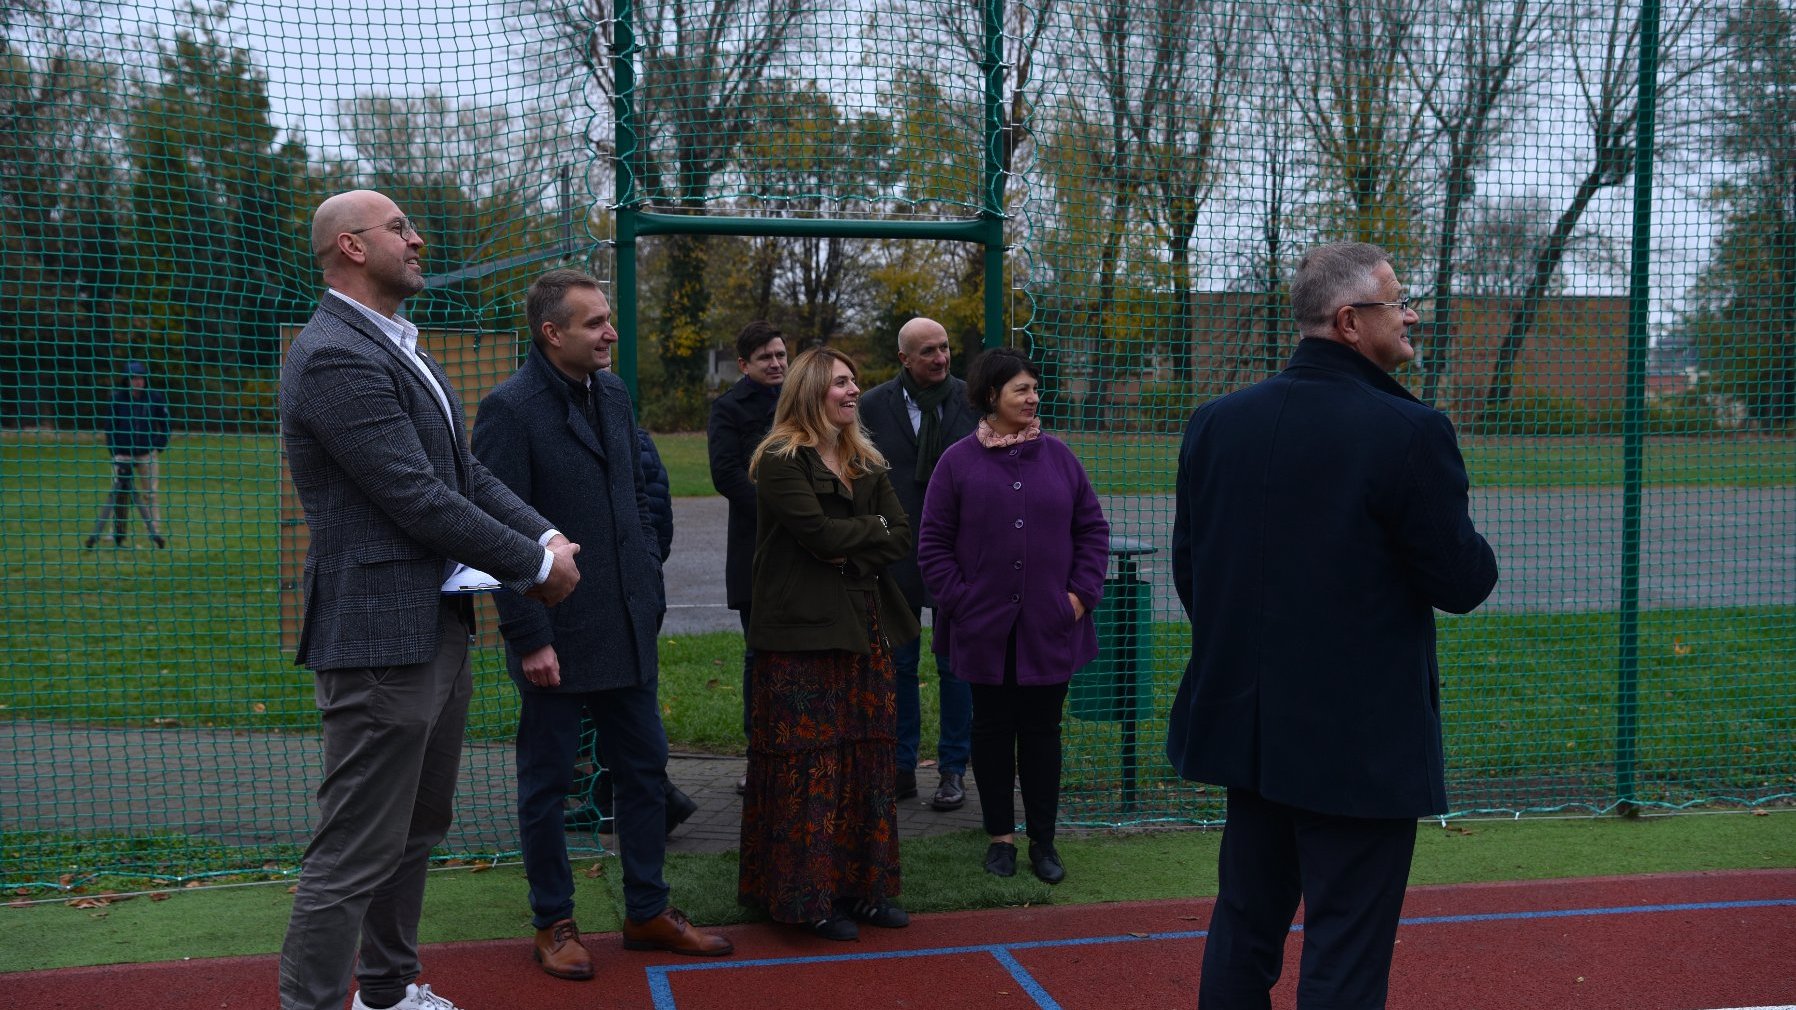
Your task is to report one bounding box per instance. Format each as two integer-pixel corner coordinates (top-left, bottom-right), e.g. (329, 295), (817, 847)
(732, 80), (892, 347)
(337, 90), (570, 274)
(511, 0), (806, 384)
(1045, 0), (1239, 421)
(1278, 0), (1438, 254)
(1140, 0), (1243, 385)
(1454, 192), (1579, 301)
(869, 0), (1062, 354)
(1406, 0), (1554, 405)
(1482, 0), (1719, 410)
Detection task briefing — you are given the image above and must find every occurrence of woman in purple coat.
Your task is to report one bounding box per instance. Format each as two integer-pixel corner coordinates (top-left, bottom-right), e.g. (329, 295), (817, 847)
(917, 348), (1109, 883)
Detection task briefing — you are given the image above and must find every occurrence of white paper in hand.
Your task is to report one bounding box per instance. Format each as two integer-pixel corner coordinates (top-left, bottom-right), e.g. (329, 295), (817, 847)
(441, 564), (501, 594)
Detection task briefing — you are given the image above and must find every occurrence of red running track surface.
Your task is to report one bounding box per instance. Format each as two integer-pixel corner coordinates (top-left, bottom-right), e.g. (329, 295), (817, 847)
(1, 870), (1791, 1009)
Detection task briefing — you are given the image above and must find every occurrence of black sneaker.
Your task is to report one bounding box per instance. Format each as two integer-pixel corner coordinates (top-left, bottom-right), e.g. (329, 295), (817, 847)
(842, 898), (909, 929)
(807, 915), (858, 941)
(152, 534), (167, 549)
(984, 841), (1017, 878)
(1028, 841), (1065, 885)
(895, 768), (918, 800)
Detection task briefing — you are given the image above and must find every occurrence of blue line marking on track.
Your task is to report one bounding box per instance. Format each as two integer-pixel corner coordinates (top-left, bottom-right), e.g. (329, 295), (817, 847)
(1400, 897), (1796, 926)
(643, 897), (1796, 1009)
(989, 947), (1064, 1010)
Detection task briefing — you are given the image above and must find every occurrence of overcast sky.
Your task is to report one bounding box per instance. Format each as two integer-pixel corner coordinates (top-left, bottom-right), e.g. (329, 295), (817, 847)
(93, 0), (1720, 328)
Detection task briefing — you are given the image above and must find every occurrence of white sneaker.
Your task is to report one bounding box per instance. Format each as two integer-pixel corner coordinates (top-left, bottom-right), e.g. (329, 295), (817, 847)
(351, 982), (467, 1010)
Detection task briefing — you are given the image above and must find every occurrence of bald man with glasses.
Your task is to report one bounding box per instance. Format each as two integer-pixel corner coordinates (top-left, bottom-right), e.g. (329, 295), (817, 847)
(277, 190), (581, 1010)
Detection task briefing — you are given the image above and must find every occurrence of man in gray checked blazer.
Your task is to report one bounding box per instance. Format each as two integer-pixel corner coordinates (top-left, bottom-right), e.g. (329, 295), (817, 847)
(277, 190), (581, 1010)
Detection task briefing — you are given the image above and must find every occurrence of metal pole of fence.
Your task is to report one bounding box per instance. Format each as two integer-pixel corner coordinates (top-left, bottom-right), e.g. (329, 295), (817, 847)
(980, 0), (1006, 350)
(610, 0), (641, 402)
(1616, 0), (1662, 814)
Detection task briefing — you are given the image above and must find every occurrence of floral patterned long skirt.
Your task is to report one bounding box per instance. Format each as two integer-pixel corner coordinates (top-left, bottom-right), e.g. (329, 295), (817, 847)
(738, 610), (900, 925)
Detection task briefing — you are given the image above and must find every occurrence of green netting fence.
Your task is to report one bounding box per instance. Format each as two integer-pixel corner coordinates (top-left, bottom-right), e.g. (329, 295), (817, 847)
(2, 0), (1792, 888)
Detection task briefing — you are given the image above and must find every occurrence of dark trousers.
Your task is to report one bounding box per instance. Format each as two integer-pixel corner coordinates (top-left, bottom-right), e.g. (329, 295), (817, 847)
(891, 606), (973, 775)
(279, 601), (471, 1010)
(1199, 787), (1418, 1010)
(516, 680), (671, 925)
(968, 633), (1069, 844)
(736, 606), (754, 736)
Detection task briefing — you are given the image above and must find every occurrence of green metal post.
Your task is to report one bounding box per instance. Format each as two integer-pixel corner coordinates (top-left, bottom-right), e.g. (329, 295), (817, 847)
(611, 0), (641, 403)
(980, 0), (1006, 349)
(1616, 0), (1661, 813)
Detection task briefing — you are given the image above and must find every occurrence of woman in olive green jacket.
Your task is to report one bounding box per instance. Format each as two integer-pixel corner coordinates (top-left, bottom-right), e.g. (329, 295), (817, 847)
(737, 347), (922, 942)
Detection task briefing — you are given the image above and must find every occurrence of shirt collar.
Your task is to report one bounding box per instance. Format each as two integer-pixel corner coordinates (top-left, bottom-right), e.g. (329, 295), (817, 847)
(328, 289), (419, 356)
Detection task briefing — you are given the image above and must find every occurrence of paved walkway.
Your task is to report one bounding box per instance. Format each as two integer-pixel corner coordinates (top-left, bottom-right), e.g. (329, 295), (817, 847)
(658, 754), (988, 853)
(0, 721), (990, 862)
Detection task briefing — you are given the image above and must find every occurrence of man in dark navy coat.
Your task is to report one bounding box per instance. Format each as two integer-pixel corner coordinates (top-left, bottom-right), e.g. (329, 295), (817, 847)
(472, 270), (732, 981)
(1166, 242), (1498, 1009)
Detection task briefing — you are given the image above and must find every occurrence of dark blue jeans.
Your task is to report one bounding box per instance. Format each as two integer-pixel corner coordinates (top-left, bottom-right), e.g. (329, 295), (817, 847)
(892, 606), (972, 775)
(737, 606), (754, 737)
(516, 682), (671, 926)
(1199, 787), (1418, 1010)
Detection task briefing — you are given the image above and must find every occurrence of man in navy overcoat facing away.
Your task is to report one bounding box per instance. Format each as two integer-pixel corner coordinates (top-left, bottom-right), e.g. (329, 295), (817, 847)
(1167, 241), (1499, 1009)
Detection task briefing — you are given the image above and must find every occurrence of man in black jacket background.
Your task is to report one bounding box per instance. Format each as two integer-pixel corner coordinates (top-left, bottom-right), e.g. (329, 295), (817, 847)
(1167, 242), (1498, 1009)
(857, 317), (979, 809)
(706, 321), (787, 769)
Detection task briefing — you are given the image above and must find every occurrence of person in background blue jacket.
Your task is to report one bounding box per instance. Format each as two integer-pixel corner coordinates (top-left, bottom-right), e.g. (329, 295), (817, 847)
(86, 360), (171, 549)
(635, 425), (675, 563)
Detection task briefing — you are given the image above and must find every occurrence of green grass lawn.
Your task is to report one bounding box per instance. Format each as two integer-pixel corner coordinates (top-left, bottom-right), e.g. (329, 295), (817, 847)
(2, 812), (1791, 973)
(4, 428), (1793, 885)
(642, 430), (1796, 495)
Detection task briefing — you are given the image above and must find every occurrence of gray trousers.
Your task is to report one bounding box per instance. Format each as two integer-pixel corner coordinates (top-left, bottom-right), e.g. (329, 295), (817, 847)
(279, 602), (471, 1010)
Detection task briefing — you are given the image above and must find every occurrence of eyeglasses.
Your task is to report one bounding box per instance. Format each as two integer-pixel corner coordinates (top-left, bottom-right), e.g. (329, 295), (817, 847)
(1347, 297), (1412, 313)
(346, 217), (420, 240)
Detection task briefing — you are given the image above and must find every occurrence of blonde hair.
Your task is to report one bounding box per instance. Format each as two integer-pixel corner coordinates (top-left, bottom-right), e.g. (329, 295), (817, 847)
(750, 346), (888, 481)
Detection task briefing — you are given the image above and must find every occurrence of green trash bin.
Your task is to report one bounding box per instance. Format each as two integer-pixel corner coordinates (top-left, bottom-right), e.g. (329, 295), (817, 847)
(1069, 535), (1157, 811)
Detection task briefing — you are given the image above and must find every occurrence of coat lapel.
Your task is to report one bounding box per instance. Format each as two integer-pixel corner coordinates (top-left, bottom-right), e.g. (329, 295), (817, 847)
(322, 295), (456, 436)
(527, 349), (606, 463)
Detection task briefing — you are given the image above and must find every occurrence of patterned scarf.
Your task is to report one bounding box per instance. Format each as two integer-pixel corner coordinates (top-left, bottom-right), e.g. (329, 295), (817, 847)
(975, 416), (1042, 448)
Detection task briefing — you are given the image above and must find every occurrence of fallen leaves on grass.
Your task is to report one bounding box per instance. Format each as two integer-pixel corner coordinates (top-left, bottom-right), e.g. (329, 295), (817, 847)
(67, 894), (128, 910)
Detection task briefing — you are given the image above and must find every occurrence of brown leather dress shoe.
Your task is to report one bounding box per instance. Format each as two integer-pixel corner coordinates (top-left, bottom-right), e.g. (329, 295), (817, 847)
(533, 918), (594, 980)
(622, 906), (734, 957)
